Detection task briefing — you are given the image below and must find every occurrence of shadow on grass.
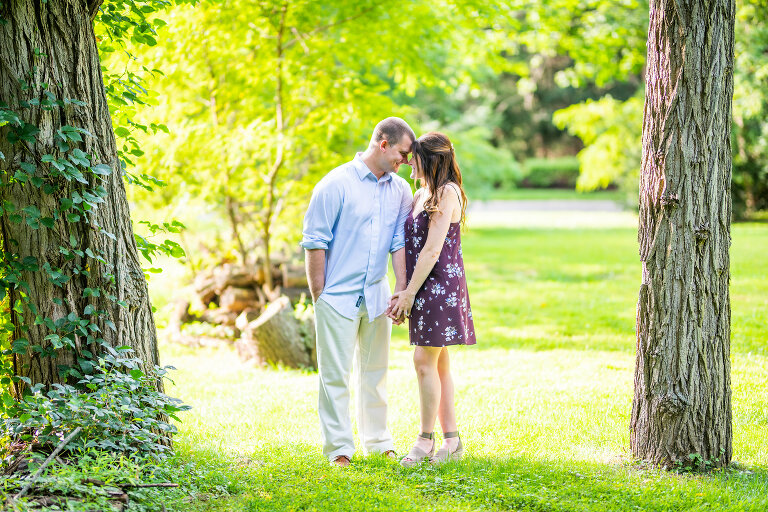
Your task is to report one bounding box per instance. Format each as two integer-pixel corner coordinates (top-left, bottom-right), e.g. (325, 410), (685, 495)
(168, 443), (768, 512)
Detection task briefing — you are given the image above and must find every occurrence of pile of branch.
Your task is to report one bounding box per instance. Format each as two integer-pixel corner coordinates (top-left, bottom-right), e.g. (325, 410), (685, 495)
(168, 261), (317, 370)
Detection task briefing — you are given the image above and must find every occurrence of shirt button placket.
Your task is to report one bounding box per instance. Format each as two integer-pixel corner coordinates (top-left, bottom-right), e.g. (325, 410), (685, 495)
(366, 180), (383, 313)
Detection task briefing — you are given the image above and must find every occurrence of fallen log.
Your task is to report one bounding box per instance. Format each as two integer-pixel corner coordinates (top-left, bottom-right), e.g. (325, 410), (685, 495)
(281, 263), (308, 288)
(220, 286), (260, 313)
(236, 296), (316, 370)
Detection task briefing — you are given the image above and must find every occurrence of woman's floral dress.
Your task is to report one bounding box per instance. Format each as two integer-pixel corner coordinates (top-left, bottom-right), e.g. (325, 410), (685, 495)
(405, 210), (476, 347)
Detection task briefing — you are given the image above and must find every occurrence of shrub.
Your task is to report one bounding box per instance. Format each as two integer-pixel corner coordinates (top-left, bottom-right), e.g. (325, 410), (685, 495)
(1, 346), (189, 460)
(452, 127), (523, 195)
(521, 157), (581, 188)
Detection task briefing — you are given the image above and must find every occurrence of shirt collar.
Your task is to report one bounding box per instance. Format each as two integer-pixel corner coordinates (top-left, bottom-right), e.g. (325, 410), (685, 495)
(354, 153), (392, 182)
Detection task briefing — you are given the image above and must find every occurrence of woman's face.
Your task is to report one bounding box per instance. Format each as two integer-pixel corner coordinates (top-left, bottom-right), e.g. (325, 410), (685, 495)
(408, 154), (423, 180)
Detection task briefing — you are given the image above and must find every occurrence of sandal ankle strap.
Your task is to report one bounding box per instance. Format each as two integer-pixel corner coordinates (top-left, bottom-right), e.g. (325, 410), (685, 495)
(419, 432), (434, 440)
(442, 431), (460, 439)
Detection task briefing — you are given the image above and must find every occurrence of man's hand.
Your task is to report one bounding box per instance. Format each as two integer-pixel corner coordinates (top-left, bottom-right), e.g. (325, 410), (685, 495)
(389, 290), (415, 321)
(386, 294), (406, 325)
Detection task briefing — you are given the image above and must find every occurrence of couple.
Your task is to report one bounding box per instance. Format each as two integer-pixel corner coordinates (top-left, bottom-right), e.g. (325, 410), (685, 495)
(301, 117), (476, 468)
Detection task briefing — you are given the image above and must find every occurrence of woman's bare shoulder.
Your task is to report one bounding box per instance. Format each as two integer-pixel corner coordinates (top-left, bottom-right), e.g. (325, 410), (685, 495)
(439, 182), (463, 205)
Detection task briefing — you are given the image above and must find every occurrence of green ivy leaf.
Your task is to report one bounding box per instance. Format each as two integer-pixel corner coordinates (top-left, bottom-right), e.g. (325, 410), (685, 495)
(7, 122), (39, 144)
(58, 125), (83, 142)
(22, 205), (41, 218)
(45, 334), (63, 349)
(91, 164), (112, 176)
(68, 149), (90, 167)
(83, 287), (101, 298)
(11, 338), (29, 354)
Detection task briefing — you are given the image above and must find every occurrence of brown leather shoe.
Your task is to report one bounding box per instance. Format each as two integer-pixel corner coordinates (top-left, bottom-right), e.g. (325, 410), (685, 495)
(331, 455), (351, 467)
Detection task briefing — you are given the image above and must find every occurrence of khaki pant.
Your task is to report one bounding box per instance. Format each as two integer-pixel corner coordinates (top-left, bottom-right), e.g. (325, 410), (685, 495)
(315, 297), (394, 460)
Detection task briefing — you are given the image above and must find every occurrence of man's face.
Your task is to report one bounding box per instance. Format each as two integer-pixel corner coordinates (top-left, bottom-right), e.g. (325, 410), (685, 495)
(382, 135), (413, 174)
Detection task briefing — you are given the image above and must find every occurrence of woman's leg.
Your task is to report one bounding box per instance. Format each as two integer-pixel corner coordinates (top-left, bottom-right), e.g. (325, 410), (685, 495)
(436, 347), (459, 451)
(412, 346), (442, 452)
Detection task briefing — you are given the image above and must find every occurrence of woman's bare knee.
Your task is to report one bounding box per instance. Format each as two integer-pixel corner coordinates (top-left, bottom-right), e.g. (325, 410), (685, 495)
(414, 347), (440, 377)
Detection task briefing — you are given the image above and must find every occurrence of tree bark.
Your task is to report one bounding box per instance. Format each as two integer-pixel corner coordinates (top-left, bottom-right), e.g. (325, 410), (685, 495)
(631, 0), (734, 468)
(0, 1), (161, 393)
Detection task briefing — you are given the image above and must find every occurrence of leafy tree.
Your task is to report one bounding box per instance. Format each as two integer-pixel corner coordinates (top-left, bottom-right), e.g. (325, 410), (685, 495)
(549, 0), (768, 217)
(119, 2), (431, 282)
(732, 0), (768, 216)
(120, 0), (524, 286)
(553, 94), (643, 197)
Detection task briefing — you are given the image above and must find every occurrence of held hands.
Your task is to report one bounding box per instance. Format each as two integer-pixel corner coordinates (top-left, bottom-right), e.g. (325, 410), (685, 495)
(387, 290), (415, 323)
(385, 294), (405, 325)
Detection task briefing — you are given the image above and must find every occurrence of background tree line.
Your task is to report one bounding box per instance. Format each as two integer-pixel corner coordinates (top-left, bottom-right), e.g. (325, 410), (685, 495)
(119, 0), (767, 281)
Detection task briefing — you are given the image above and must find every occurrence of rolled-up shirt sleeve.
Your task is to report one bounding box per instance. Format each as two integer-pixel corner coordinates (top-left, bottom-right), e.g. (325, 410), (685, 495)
(390, 182), (413, 253)
(301, 181), (341, 250)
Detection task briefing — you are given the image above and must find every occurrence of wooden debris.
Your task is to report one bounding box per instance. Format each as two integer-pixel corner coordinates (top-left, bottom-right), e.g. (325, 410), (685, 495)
(236, 296), (317, 369)
(169, 259), (314, 366)
(14, 427), (82, 500)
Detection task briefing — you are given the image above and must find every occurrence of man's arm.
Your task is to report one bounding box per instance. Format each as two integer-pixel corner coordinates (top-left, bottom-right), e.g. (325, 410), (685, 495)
(300, 178), (341, 302)
(305, 248), (326, 303)
(387, 247), (407, 324)
(391, 247), (406, 293)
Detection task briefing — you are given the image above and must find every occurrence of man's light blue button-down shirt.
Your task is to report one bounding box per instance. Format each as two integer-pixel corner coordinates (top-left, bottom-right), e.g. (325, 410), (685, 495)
(301, 153), (413, 322)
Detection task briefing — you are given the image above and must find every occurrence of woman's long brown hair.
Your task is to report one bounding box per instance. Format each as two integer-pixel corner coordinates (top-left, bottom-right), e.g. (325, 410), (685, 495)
(412, 132), (468, 228)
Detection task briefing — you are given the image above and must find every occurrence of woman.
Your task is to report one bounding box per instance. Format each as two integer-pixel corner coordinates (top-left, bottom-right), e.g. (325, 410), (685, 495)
(388, 132), (476, 466)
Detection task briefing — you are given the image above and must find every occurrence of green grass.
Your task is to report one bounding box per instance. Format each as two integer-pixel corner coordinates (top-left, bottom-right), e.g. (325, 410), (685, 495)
(471, 188), (627, 202)
(153, 223), (768, 511)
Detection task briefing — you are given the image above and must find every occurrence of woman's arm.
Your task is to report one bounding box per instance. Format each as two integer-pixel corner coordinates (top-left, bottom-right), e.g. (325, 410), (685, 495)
(390, 185), (461, 318)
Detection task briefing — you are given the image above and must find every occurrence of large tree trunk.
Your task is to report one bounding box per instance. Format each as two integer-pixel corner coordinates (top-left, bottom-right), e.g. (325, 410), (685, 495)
(0, 1), (161, 393)
(631, 0), (734, 468)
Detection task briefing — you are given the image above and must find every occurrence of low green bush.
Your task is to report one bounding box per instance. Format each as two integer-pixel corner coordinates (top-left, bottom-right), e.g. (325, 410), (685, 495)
(452, 127), (523, 195)
(2, 346), (189, 460)
(521, 156), (581, 188)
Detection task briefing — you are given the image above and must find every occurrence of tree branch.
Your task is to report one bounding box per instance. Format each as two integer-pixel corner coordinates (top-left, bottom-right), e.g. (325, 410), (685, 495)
(283, 4), (381, 50)
(14, 427), (83, 500)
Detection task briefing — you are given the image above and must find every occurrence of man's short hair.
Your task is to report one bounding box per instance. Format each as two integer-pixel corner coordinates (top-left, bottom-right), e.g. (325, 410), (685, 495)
(371, 117), (415, 146)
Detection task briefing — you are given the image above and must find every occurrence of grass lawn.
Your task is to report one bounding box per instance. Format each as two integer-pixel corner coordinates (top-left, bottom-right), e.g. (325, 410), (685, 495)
(153, 222), (768, 511)
(470, 188), (628, 202)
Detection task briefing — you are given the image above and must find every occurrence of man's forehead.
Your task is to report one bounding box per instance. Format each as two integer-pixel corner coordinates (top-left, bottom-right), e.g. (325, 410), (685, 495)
(394, 136), (413, 152)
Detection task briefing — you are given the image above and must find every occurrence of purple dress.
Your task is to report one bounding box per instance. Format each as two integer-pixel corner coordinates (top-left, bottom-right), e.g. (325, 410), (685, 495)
(405, 209), (476, 347)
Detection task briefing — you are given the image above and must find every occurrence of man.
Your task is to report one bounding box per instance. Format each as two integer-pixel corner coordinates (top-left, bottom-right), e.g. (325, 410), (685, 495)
(301, 117), (414, 467)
